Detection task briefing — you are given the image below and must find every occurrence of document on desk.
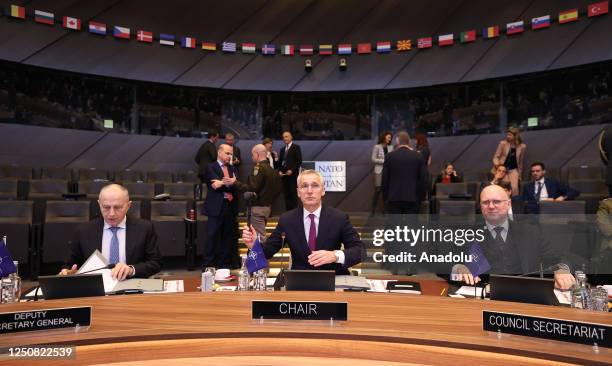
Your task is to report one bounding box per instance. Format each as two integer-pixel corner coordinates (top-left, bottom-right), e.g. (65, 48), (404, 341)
(554, 289), (572, 305)
(77, 250), (118, 293)
(335, 275), (370, 289)
(455, 286), (484, 298)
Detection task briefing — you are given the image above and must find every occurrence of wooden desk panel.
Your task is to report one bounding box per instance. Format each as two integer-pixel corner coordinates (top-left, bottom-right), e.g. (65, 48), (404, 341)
(0, 292), (610, 365)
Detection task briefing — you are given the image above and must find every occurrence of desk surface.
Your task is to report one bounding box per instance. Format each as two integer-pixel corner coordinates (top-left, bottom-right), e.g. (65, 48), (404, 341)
(0, 290), (610, 366)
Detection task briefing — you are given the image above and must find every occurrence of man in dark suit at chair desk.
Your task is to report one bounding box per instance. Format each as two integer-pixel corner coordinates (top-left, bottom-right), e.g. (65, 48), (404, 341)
(242, 169), (365, 274)
(60, 184), (162, 280)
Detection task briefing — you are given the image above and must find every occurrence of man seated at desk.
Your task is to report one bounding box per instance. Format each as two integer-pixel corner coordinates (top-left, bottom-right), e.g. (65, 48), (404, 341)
(457, 185), (575, 290)
(60, 184), (162, 280)
(242, 169), (365, 274)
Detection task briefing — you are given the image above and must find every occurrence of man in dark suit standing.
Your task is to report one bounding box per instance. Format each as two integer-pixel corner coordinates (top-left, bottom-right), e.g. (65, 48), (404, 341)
(242, 170), (365, 274)
(278, 131), (302, 211)
(224, 132), (241, 167)
(61, 184), (161, 280)
(194, 130), (219, 183)
(203, 144), (240, 268)
(381, 131), (428, 214)
(458, 185), (575, 290)
(600, 125), (612, 196)
(521, 162), (579, 214)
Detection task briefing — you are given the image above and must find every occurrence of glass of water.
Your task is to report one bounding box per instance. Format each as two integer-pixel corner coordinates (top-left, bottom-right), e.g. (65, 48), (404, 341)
(590, 287), (609, 312)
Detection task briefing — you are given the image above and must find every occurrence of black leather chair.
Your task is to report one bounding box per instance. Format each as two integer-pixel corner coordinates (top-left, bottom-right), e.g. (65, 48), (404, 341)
(147, 171), (174, 183)
(42, 201), (90, 264)
(116, 169), (144, 183)
(163, 182), (195, 201)
(40, 167), (74, 181)
(78, 168), (111, 181)
(437, 200), (476, 225)
(0, 201), (33, 267)
(0, 179), (18, 200)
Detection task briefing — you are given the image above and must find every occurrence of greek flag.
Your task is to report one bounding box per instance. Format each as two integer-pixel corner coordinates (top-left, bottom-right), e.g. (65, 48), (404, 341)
(0, 238), (16, 277)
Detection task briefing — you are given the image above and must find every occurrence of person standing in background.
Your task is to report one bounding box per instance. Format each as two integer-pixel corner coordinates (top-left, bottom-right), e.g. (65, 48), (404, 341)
(224, 132), (241, 168)
(195, 130), (219, 183)
(263, 137), (279, 169)
(415, 132), (432, 167)
(278, 131), (302, 211)
(600, 125), (612, 196)
(493, 127), (526, 196)
(370, 131), (393, 215)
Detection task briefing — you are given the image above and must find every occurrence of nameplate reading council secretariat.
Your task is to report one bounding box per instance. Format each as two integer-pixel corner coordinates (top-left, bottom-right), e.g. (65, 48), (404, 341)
(483, 311), (610, 347)
(252, 300), (348, 321)
(0, 307), (92, 334)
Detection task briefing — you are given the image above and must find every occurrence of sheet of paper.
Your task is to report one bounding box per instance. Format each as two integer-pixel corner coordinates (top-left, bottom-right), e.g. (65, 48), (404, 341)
(366, 279), (392, 292)
(602, 285), (612, 298)
(554, 289), (572, 305)
(455, 286), (484, 297)
(77, 250), (118, 293)
(143, 280), (183, 293)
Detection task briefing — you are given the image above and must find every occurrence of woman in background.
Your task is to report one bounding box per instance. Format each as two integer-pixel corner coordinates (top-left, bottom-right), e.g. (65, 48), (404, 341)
(371, 131), (393, 215)
(493, 126), (526, 196)
(415, 132), (432, 167)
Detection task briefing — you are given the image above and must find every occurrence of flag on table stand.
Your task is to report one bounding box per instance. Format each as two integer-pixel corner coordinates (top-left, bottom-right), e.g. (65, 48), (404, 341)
(531, 15), (551, 30)
(34, 10), (54, 25)
(62, 16), (81, 30)
(0, 238), (16, 277)
(245, 238), (268, 274)
(357, 43), (372, 54)
(588, 1), (609, 17)
(558, 9), (579, 24)
(10, 5), (26, 19)
(137, 30), (153, 43)
(396, 40), (411, 51)
(465, 243), (491, 277)
(460, 30), (476, 43)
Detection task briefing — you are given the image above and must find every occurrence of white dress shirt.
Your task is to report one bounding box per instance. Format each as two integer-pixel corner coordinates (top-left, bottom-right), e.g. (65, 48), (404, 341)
(303, 206), (345, 264)
(486, 219), (509, 242)
(535, 178), (549, 199)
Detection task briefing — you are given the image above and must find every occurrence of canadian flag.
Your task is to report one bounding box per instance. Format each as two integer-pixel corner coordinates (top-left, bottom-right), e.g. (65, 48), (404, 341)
(62, 16), (81, 30)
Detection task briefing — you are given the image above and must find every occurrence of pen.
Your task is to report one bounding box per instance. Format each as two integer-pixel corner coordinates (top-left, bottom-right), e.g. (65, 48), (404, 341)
(440, 288), (446, 296)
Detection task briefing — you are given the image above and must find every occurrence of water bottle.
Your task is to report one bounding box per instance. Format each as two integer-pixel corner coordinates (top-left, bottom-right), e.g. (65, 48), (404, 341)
(1, 261), (21, 303)
(237, 256), (250, 291)
(253, 269), (267, 291)
(571, 271), (592, 310)
(201, 269), (214, 292)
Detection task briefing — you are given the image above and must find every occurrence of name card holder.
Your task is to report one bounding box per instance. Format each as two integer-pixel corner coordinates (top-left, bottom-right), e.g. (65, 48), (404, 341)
(252, 300), (347, 325)
(0, 307), (92, 335)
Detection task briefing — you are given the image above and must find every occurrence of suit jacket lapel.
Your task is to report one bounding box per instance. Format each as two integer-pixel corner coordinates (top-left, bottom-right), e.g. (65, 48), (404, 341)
(509, 223), (530, 273)
(125, 217), (136, 264)
(93, 218), (104, 253)
(317, 206), (328, 250)
(294, 208), (309, 253)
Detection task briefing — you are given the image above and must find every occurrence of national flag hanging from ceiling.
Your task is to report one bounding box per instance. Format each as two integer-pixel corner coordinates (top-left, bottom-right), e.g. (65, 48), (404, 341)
(559, 9), (579, 24)
(34, 9), (54, 25)
(438, 34), (454, 46)
(396, 40), (411, 51)
(182, 37), (196, 48)
(357, 43), (372, 54)
(281, 45), (294, 55)
(460, 30), (476, 43)
(113, 26), (130, 39)
(10, 5), (25, 19)
(482, 26), (499, 39)
(338, 44), (352, 55)
(89, 21), (107, 35)
(62, 16), (81, 30)
(531, 15), (551, 30)
(506, 20), (524, 35)
(202, 42), (217, 51)
(417, 37), (432, 49)
(319, 44), (333, 55)
(137, 30), (153, 43)
(300, 45), (313, 55)
(376, 41), (391, 53)
(588, 1), (609, 17)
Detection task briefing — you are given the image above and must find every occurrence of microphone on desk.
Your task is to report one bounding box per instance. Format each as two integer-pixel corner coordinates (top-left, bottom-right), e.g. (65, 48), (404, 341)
(273, 232), (288, 291)
(450, 264), (487, 299)
(78, 263), (116, 274)
(517, 263), (569, 278)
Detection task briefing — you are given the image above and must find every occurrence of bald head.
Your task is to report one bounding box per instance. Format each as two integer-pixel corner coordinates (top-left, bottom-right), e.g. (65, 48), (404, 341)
(98, 184), (131, 227)
(479, 184), (510, 225)
(251, 144), (267, 163)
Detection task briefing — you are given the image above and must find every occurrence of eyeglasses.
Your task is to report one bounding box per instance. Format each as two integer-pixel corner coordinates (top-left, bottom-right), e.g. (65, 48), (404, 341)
(298, 183), (322, 190)
(480, 200), (508, 207)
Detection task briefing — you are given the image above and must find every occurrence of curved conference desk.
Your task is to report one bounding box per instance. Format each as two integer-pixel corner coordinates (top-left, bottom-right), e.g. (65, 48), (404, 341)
(0, 289), (610, 366)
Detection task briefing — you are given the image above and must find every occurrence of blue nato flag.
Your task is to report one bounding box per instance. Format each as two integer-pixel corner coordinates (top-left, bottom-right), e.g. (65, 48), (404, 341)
(0, 238), (16, 276)
(246, 238), (268, 274)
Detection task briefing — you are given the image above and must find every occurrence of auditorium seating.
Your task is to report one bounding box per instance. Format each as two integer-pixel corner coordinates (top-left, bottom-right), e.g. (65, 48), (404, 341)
(0, 165), (32, 180)
(0, 179), (18, 200)
(538, 200), (587, 224)
(163, 182), (195, 201)
(40, 167), (73, 181)
(41, 200), (90, 264)
(176, 171), (199, 183)
(78, 168), (111, 181)
(116, 169), (144, 183)
(0, 201), (33, 265)
(436, 200), (476, 225)
(147, 171), (174, 183)
(150, 201), (187, 257)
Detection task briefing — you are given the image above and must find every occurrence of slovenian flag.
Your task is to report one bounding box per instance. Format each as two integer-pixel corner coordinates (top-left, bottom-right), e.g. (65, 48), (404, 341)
(338, 44), (352, 55)
(438, 34), (454, 46)
(113, 26), (130, 39)
(89, 21), (107, 35)
(160, 33), (175, 46)
(62, 16), (81, 30)
(181, 37), (196, 48)
(0, 238), (16, 277)
(34, 10), (54, 25)
(531, 15), (551, 30)
(506, 20), (524, 35)
(281, 45), (294, 56)
(245, 238), (268, 275)
(262, 44), (275, 55)
(376, 41), (391, 53)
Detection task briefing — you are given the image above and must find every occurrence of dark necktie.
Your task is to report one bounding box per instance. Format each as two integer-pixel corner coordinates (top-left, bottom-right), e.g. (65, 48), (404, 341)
(493, 226), (505, 244)
(535, 182), (543, 201)
(307, 213), (317, 252)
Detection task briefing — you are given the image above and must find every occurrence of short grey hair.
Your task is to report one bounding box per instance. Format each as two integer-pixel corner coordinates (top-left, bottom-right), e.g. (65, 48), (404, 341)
(297, 169), (324, 187)
(99, 183), (130, 201)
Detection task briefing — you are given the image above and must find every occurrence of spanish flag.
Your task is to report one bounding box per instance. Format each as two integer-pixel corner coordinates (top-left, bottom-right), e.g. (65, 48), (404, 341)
(10, 4), (26, 19)
(559, 9), (579, 24)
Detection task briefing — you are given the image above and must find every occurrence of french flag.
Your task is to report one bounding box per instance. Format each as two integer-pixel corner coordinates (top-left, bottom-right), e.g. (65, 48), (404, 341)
(89, 21), (107, 35)
(182, 37), (196, 48)
(113, 26), (130, 39)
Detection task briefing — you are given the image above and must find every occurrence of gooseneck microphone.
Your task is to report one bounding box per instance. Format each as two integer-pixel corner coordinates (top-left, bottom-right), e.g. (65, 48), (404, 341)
(78, 263), (116, 274)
